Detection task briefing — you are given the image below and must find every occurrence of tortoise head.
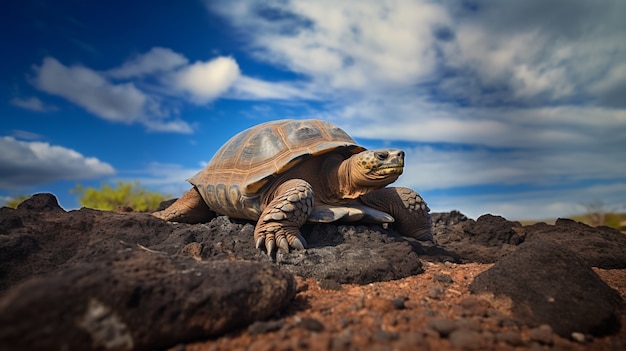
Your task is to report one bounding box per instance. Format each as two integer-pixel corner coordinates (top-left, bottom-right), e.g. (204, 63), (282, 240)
(350, 148), (404, 186)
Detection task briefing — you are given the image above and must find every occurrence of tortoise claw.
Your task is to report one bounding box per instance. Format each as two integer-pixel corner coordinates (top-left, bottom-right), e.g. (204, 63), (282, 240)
(278, 237), (290, 252)
(291, 237), (306, 250)
(265, 239), (276, 255)
(255, 237), (264, 250)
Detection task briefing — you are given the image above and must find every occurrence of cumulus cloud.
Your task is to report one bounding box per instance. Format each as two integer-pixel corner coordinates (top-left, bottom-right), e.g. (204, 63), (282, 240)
(10, 96), (57, 112)
(0, 137), (115, 189)
(397, 143), (626, 193)
(32, 57), (192, 133)
(210, 0), (449, 94)
(210, 0), (626, 106)
(34, 57), (148, 121)
(169, 56), (241, 104)
(437, 0), (626, 106)
(29, 49), (314, 134)
(329, 98), (626, 151)
(107, 47), (189, 79)
(232, 76), (316, 100)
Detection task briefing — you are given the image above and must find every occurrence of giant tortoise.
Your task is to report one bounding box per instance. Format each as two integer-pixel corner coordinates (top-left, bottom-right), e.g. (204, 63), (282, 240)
(153, 119), (432, 254)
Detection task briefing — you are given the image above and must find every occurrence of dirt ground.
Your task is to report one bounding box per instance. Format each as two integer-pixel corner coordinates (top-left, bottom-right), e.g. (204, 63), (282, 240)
(178, 262), (626, 351)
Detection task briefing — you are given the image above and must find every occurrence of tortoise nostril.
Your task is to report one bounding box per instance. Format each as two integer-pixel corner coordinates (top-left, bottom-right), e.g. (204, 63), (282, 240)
(375, 151), (388, 161)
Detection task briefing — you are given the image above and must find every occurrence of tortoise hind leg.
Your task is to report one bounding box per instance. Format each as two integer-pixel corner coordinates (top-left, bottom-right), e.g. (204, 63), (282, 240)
(152, 187), (215, 224)
(359, 187), (432, 241)
(255, 179), (313, 255)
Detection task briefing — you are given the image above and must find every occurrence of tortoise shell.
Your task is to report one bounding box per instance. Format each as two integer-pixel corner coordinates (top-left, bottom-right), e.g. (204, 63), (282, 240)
(188, 119), (366, 219)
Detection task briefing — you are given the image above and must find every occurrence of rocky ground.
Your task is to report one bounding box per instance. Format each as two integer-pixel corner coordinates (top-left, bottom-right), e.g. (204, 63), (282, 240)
(0, 193), (625, 351)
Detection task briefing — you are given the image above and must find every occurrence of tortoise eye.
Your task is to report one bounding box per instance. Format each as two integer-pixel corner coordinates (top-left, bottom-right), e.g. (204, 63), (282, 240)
(374, 151), (388, 161)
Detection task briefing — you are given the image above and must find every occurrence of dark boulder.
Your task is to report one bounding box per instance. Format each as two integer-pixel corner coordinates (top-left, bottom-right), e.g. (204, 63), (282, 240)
(470, 241), (622, 337)
(0, 250), (295, 351)
(433, 214), (524, 263)
(524, 218), (626, 268)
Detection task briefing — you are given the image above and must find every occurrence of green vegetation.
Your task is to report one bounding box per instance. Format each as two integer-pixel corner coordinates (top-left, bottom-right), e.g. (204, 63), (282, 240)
(2, 194), (31, 208)
(571, 212), (626, 231)
(71, 181), (169, 212)
(571, 201), (626, 231)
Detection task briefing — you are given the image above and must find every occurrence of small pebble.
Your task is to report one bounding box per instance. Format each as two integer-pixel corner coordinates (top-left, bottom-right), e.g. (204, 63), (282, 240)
(331, 334), (352, 351)
(392, 296), (408, 310)
(402, 332), (424, 345)
(449, 330), (484, 349)
(456, 317), (482, 332)
(423, 309), (437, 317)
(427, 285), (445, 299)
(298, 317), (325, 332)
(496, 331), (524, 346)
(319, 279), (342, 291)
(295, 276), (309, 293)
(372, 330), (399, 342)
(571, 332), (587, 343)
(428, 318), (458, 337)
(530, 324), (553, 345)
(248, 320), (284, 334)
(433, 274), (454, 284)
(459, 296), (490, 317)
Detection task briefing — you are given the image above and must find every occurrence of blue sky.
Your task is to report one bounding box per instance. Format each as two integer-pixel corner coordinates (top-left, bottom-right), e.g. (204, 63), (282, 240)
(2, 0), (625, 220)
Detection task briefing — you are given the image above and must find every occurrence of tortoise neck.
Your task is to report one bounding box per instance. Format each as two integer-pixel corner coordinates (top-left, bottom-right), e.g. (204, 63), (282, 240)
(336, 155), (370, 200)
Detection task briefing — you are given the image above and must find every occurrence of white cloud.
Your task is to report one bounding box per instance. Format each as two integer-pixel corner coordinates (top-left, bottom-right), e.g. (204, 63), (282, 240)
(396, 144), (626, 193)
(107, 47), (189, 79)
(30, 49), (315, 134)
(34, 57), (147, 121)
(10, 130), (43, 140)
(425, 183), (626, 221)
(232, 76), (316, 100)
(211, 0), (450, 94)
(0, 136), (115, 189)
(10, 96), (57, 112)
(144, 119), (196, 134)
(211, 0), (626, 106)
(169, 56), (241, 104)
(32, 57), (192, 133)
(440, 0), (626, 106)
(390, 143), (626, 220)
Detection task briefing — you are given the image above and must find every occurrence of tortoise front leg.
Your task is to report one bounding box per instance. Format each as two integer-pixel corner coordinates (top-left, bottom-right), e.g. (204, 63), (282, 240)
(359, 187), (433, 241)
(255, 179), (313, 254)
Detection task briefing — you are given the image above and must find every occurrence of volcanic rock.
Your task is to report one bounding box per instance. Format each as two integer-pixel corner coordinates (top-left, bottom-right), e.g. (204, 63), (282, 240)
(432, 213), (524, 263)
(0, 194), (423, 291)
(524, 218), (626, 268)
(0, 250), (295, 351)
(470, 241), (622, 337)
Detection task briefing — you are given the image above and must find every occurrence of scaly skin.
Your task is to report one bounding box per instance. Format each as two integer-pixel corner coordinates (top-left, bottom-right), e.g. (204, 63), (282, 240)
(254, 179), (312, 254)
(359, 187), (432, 242)
(152, 187), (214, 223)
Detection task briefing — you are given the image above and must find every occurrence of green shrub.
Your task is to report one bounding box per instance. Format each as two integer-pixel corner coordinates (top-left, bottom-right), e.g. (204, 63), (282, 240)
(71, 181), (169, 211)
(2, 195), (31, 208)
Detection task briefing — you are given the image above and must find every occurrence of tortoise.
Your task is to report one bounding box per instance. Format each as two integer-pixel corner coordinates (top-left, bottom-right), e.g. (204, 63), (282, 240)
(153, 119), (432, 254)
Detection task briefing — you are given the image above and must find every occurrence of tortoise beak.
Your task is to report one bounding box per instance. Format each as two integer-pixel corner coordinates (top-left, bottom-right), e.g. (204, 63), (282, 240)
(372, 149), (404, 176)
